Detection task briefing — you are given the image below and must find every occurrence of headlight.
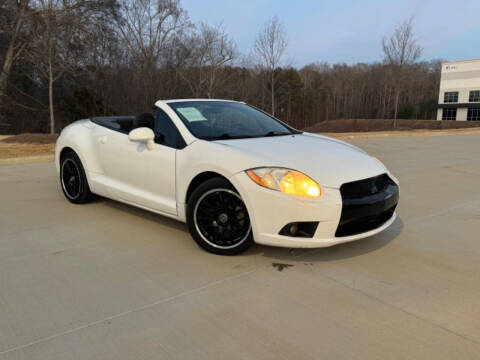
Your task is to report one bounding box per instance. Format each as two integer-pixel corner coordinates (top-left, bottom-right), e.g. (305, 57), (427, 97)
(246, 168), (322, 198)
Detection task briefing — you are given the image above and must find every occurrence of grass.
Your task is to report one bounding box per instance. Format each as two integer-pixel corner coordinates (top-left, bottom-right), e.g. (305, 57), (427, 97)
(0, 134), (58, 159)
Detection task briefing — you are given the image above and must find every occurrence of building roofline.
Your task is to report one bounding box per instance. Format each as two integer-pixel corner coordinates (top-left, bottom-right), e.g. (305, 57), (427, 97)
(442, 58), (480, 65)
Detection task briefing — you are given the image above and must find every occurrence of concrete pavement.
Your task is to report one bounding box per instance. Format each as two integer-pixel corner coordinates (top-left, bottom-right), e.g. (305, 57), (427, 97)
(0, 134), (479, 359)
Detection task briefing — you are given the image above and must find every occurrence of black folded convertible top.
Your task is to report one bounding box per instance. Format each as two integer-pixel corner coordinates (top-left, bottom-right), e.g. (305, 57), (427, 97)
(91, 116), (136, 134)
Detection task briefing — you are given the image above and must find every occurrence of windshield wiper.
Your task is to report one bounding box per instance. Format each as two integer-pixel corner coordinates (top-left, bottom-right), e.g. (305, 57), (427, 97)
(259, 131), (292, 137)
(202, 133), (254, 140)
(202, 131), (292, 140)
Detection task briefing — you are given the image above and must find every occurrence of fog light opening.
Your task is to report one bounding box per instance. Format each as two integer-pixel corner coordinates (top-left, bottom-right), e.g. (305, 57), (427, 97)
(279, 222), (319, 238)
(289, 223), (298, 236)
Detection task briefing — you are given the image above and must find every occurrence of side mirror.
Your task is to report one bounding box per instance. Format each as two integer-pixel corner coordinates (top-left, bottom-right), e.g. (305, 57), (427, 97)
(128, 127), (155, 150)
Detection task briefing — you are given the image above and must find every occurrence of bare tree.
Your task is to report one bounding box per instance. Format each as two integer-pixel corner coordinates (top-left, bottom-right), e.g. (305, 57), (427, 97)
(23, 0), (114, 133)
(113, 0), (189, 111)
(24, 0), (66, 134)
(254, 16), (287, 116)
(0, 1), (442, 134)
(0, 0), (30, 123)
(178, 23), (236, 98)
(382, 17), (422, 125)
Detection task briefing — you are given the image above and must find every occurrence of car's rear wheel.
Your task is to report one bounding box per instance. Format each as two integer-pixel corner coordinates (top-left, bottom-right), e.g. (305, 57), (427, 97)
(60, 152), (94, 204)
(187, 178), (253, 255)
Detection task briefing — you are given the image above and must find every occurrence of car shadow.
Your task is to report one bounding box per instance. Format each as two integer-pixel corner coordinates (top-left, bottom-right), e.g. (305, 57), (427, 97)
(101, 198), (190, 233)
(100, 196), (403, 262)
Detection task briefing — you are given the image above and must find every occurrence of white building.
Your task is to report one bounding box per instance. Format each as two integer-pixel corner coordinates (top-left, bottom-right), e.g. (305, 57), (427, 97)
(437, 59), (480, 121)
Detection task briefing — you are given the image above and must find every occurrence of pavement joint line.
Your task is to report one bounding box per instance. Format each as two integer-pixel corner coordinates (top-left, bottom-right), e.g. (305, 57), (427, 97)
(0, 248), (322, 356)
(0, 197), (475, 352)
(0, 239), (106, 267)
(400, 160), (480, 173)
(2, 241), (476, 356)
(0, 222), (84, 240)
(1, 140), (479, 356)
(0, 268), (258, 356)
(401, 199), (478, 227)
(321, 272), (480, 345)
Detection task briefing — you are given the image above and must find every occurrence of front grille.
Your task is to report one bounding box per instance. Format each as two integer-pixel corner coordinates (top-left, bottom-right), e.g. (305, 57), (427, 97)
(340, 173), (393, 200)
(336, 173), (399, 237)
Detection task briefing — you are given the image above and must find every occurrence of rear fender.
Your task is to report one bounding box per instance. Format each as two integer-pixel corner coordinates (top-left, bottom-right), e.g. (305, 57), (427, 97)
(55, 120), (105, 193)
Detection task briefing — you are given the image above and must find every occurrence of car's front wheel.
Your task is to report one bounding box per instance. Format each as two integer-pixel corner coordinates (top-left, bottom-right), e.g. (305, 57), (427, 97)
(60, 151), (94, 204)
(187, 178), (253, 255)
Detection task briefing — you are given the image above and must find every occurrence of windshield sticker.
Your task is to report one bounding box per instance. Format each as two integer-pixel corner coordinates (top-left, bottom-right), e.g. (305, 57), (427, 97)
(176, 107), (207, 122)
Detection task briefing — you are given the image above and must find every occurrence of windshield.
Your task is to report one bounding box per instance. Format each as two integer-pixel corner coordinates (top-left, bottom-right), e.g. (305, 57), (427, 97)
(167, 101), (298, 140)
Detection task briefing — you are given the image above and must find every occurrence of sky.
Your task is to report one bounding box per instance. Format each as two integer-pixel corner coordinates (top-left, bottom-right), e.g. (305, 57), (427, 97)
(181, 0), (480, 67)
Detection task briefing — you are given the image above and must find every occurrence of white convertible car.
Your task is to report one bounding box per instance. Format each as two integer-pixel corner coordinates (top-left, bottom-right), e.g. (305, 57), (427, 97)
(55, 99), (399, 255)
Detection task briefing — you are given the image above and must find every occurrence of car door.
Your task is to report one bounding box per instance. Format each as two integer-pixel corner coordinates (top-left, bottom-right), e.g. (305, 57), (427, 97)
(95, 112), (183, 215)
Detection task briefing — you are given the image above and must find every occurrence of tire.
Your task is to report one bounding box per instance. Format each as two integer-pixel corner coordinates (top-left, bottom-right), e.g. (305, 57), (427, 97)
(187, 178), (253, 255)
(60, 152), (94, 204)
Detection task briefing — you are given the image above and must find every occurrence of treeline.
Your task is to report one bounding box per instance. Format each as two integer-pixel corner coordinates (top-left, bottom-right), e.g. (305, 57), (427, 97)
(0, 0), (440, 134)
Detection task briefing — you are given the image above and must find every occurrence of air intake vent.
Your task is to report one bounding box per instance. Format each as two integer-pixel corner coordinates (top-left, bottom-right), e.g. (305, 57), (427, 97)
(336, 173), (399, 237)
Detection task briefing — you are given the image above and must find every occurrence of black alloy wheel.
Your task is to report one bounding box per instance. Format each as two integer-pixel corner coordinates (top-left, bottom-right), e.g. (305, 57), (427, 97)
(60, 152), (94, 204)
(187, 178), (253, 255)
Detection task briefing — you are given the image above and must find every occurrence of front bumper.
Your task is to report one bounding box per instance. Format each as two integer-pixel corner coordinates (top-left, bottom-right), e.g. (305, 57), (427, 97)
(230, 172), (398, 248)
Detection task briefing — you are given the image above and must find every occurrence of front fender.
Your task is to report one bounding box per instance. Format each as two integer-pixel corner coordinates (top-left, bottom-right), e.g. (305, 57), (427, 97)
(175, 140), (266, 222)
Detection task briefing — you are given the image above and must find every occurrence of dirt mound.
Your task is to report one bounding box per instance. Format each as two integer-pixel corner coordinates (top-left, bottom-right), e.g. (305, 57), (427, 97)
(1, 133), (58, 144)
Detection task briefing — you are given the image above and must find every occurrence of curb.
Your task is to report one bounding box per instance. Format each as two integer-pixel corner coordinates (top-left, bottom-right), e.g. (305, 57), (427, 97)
(321, 128), (480, 140)
(0, 154), (54, 165)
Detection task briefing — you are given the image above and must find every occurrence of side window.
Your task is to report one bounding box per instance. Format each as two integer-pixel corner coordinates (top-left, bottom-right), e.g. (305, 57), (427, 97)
(444, 91), (458, 103)
(154, 108), (186, 149)
(469, 90), (480, 102)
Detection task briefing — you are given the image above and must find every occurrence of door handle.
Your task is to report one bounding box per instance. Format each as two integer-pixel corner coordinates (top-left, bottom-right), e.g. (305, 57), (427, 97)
(99, 136), (107, 144)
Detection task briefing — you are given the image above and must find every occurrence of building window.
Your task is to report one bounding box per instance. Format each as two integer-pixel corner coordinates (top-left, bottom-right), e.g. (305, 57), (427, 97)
(469, 91), (480, 102)
(442, 108), (457, 120)
(467, 108), (480, 121)
(444, 92), (458, 103)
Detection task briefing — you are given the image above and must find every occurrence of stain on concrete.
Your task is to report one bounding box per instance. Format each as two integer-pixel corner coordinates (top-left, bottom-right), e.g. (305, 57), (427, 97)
(272, 263), (294, 272)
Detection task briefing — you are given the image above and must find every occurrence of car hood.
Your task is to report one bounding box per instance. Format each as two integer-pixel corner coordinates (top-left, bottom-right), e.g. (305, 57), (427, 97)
(215, 132), (386, 188)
